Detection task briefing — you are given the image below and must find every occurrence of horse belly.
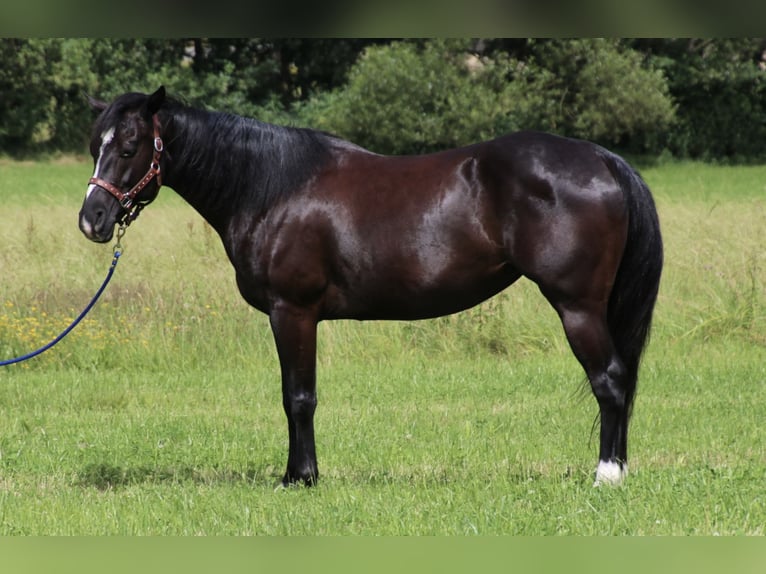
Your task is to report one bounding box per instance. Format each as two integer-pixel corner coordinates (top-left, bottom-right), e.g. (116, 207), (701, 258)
(327, 245), (519, 321)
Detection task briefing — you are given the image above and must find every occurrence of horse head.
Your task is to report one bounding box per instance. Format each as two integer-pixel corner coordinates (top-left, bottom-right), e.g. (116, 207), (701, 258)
(79, 86), (166, 242)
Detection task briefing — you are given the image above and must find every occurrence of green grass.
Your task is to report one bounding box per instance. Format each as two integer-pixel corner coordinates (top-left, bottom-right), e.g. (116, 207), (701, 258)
(0, 158), (764, 535)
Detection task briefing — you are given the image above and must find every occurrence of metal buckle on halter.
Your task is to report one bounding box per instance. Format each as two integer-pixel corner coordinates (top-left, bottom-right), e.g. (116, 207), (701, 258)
(120, 196), (133, 209)
(154, 137), (164, 153)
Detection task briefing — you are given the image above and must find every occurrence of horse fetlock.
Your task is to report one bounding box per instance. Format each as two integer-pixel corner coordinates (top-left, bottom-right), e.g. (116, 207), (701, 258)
(593, 459), (628, 487)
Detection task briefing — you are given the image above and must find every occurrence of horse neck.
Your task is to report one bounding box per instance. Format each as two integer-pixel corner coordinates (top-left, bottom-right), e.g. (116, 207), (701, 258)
(158, 106), (333, 236)
(158, 107), (245, 233)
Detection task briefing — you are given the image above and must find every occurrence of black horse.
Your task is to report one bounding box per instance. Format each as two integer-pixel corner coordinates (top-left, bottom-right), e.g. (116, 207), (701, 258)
(79, 87), (662, 487)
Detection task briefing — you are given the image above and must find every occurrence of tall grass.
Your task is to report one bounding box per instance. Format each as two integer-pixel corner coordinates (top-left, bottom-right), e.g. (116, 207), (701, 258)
(644, 162), (766, 347)
(0, 158), (764, 535)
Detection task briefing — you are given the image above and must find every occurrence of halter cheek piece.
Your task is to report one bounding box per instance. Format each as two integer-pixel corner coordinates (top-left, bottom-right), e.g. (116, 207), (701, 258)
(88, 114), (163, 226)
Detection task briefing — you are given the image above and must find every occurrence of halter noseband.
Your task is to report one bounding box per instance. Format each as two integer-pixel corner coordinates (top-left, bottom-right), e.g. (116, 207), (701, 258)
(88, 114), (164, 226)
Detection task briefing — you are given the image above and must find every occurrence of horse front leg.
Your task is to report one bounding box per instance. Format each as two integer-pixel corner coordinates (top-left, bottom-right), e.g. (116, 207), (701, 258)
(269, 301), (319, 486)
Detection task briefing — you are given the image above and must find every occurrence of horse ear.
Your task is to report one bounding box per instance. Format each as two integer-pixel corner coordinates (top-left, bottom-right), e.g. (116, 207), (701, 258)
(146, 86), (166, 116)
(86, 94), (108, 113)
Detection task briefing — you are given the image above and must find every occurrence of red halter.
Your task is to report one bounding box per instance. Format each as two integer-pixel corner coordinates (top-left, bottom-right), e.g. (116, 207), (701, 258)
(88, 114), (163, 225)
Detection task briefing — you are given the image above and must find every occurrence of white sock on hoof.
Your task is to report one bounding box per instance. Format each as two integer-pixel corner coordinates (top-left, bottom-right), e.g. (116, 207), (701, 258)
(593, 460), (627, 486)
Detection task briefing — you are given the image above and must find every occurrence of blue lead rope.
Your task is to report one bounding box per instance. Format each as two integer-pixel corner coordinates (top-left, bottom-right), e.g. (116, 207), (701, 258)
(0, 250), (122, 367)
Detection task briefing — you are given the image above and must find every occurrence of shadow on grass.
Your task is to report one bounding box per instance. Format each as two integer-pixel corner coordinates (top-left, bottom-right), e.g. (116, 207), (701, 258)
(76, 462), (279, 490)
(325, 464), (589, 488)
(77, 462), (591, 491)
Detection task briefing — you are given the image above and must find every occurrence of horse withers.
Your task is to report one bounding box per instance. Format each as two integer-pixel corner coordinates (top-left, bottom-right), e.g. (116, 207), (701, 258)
(79, 87), (662, 487)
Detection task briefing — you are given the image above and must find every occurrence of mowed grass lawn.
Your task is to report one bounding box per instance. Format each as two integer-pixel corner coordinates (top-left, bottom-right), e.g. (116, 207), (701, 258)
(0, 157), (764, 535)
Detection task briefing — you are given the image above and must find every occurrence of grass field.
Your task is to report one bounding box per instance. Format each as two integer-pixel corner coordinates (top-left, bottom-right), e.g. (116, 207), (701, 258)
(0, 157), (764, 535)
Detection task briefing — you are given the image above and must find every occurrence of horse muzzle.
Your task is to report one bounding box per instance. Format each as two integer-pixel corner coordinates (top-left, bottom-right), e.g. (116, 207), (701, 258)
(79, 208), (115, 243)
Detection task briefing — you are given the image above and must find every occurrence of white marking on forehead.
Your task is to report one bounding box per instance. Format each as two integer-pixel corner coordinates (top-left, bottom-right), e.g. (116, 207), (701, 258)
(85, 127), (116, 199)
(101, 126), (116, 144)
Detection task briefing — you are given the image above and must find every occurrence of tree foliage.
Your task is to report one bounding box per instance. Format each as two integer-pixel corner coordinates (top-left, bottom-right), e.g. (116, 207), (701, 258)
(512, 39), (676, 150)
(1, 38), (764, 161)
(300, 39), (519, 154)
(637, 38), (766, 160)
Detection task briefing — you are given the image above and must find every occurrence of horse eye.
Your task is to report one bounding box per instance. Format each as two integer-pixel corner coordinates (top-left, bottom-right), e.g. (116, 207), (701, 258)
(119, 150), (136, 159)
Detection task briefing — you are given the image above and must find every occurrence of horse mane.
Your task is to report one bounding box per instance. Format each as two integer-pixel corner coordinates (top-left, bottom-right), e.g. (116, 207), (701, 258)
(158, 97), (335, 215)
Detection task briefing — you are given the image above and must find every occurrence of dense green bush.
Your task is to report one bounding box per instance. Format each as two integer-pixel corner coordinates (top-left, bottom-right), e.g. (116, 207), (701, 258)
(1, 38), (765, 160)
(0, 38), (370, 155)
(299, 39), (677, 154)
(298, 39), (519, 154)
(0, 39), (58, 151)
(514, 39), (677, 151)
(652, 39), (766, 160)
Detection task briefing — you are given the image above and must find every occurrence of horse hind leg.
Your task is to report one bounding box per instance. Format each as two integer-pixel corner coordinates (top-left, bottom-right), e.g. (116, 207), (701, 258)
(553, 299), (631, 486)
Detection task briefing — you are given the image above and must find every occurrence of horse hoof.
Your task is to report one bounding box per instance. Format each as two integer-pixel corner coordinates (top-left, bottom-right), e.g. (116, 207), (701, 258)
(275, 472), (318, 490)
(593, 460), (628, 487)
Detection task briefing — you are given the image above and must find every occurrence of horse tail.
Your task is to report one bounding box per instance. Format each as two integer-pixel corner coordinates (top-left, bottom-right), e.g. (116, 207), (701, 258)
(598, 148), (663, 416)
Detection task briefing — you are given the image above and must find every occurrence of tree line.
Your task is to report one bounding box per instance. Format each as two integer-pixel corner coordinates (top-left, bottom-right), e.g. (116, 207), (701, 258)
(2, 38), (765, 160)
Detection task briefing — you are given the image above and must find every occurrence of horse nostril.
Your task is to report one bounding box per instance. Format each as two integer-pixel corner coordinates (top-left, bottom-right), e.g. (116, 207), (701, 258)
(79, 206), (106, 239)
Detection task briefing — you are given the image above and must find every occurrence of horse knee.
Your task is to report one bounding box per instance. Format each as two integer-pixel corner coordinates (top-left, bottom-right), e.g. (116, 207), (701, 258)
(284, 391), (317, 420)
